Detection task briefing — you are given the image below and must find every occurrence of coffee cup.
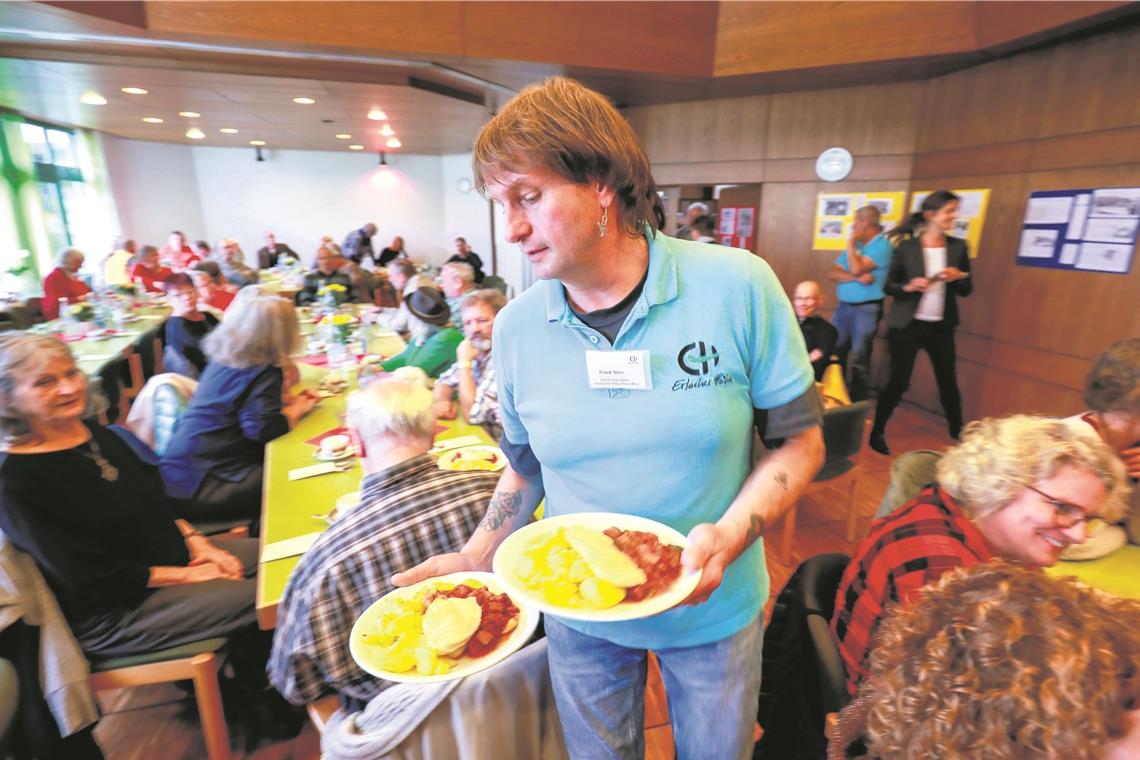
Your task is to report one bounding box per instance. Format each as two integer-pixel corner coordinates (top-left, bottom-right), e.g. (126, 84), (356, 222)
(321, 434), (350, 458)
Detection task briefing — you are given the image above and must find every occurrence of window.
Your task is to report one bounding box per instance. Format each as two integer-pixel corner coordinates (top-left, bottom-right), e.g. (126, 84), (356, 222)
(19, 122), (84, 254)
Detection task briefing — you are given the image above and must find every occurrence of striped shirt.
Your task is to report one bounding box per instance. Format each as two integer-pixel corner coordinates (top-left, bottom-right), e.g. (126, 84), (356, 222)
(435, 353), (500, 429)
(830, 485), (993, 696)
(268, 454), (498, 705)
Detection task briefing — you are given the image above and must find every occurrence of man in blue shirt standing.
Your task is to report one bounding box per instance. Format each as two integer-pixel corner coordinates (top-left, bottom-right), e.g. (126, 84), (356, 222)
(829, 206), (893, 401)
(394, 77), (824, 760)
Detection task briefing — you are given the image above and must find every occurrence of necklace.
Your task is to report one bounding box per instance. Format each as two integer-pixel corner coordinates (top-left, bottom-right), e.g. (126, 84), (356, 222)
(81, 437), (119, 482)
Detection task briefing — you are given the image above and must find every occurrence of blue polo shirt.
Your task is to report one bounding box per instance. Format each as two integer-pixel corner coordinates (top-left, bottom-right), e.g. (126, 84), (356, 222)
(834, 234), (892, 303)
(493, 233), (814, 649)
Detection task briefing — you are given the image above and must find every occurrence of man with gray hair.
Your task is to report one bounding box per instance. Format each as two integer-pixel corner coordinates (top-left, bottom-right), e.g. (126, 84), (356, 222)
(268, 377), (499, 707)
(677, 201), (709, 239)
(440, 261), (476, 325)
(434, 289), (507, 436)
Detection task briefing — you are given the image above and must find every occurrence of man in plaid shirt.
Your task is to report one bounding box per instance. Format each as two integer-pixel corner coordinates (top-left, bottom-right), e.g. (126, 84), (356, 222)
(433, 289), (506, 438)
(268, 378), (499, 707)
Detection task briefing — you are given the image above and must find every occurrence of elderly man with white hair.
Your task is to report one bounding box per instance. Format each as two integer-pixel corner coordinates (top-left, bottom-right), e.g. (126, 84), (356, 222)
(268, 377), (499, 707)
(41, 247), (91, 320)
(440, 261), (476, 325)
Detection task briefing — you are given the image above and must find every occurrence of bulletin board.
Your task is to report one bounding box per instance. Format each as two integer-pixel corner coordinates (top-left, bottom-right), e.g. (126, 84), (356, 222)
(909, 189), (990, 259)
(1015, 187), (1139, 275)
(718, 205), (757, 250)
(811, 191), (906, 250)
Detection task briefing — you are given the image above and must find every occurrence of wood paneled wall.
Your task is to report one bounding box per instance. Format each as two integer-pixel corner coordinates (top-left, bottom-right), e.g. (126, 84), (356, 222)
(626, 23), (1140, 423)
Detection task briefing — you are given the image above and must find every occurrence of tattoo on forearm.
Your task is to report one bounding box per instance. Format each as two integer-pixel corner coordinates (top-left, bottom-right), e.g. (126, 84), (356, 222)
(481, 490), (523, 531)
(775, 471), (789, 493)
(744, 513), (767, 546)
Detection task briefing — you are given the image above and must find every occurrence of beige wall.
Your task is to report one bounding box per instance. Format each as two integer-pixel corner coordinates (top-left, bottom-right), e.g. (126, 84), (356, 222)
(624, 23), (1140, 422)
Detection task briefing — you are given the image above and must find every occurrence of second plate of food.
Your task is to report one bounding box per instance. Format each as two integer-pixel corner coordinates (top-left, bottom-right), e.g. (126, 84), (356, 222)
(349, 572), (539, 684)
(492, 512), (700, 622)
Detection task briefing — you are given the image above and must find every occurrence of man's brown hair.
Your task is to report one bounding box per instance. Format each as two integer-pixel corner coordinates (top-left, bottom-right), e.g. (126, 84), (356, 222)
(472, 76), (664, 238)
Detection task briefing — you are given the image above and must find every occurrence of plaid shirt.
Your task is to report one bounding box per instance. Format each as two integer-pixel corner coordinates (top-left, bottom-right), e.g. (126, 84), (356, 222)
(268, 454), (498, 705)
(435, 353), (499, 428)
(830, 485), (992, 696)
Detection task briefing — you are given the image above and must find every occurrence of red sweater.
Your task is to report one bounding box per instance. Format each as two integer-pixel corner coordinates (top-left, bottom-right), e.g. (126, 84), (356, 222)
(129, 263), (174, 293)
(42, 268), (91, 320)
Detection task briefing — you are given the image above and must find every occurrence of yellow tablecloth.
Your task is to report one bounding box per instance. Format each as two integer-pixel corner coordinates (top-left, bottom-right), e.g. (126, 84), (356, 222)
(255, 336), (494, 629)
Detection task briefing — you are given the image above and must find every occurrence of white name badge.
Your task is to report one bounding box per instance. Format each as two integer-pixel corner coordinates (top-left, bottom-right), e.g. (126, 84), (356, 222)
(585, 349), (653, 390)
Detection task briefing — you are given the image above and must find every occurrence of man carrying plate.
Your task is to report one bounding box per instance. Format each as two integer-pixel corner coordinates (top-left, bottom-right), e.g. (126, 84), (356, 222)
(394, 77), (824, 760)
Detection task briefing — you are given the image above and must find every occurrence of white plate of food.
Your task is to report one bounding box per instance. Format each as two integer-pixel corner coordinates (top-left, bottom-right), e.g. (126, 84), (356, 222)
(349, 572), (539, 683)
(436, 445), (506, 472)
(492, 512), (699, 622)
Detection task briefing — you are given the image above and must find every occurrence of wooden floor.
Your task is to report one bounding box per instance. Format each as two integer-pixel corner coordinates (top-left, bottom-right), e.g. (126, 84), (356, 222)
(93, 405), (955, 759)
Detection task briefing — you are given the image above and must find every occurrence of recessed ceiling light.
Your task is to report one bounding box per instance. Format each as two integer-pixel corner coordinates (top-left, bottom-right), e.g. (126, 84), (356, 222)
(141, 117), (164, 124)
(121, 87), (148, 95)
(80, 92), (107, 106)
(379, 123), (394, 137)
(385, 137), (402, 148)
(293, 97), (316, 105)
(219, 128), (239, 134)
(249, 140), (266, 146)
(335, 133), (351, 140)
(185, 127), (206, 140)
(349, 145), (364, 150)
(367, 109), (387, 121)
(179, 111), (201, 118)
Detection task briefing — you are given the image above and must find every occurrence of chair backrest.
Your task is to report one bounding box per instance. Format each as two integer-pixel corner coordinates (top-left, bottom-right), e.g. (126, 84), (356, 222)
(755, 553), (851, 760)
(152, 380), (190, 456)
(820, 401), (873, 463)
(874, 450), (942, 520)
(482, 275), (509, 295)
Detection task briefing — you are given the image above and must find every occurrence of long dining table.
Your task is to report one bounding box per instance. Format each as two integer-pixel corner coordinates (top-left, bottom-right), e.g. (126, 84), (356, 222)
(254, 323), (495, 629)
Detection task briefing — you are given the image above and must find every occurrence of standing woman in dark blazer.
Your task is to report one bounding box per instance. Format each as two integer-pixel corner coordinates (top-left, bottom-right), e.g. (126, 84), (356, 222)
(870, 190), (973, 455)
(161, 288), (318, 527)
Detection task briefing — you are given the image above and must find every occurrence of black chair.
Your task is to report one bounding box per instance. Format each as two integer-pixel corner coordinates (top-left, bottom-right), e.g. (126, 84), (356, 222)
(755, 553), (850, 760)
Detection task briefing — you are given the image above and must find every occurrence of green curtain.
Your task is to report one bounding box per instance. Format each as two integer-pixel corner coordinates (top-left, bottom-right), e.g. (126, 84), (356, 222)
(0, 112), (50, 291)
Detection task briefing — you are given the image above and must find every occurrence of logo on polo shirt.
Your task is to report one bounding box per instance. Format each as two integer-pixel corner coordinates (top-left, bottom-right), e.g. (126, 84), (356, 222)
(677, 341), (720, 376)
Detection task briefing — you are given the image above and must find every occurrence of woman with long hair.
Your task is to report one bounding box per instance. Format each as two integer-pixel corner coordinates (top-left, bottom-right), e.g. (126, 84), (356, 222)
(870, 190), (973, 455)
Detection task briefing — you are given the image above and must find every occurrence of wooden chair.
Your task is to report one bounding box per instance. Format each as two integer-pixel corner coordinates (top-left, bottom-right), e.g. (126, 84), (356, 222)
(88, 638), (232, 760)
(782, 401), (873, 560)
(116, 348), (146, 424)
(152, 336), (165, 375)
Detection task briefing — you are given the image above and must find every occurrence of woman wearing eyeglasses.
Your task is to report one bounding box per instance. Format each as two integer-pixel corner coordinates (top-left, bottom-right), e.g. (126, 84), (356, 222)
(830, 414), (1129, 697)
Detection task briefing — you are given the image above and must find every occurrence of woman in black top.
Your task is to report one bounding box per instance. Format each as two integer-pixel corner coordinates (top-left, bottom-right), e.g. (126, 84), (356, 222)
(162, 272), (219, 378)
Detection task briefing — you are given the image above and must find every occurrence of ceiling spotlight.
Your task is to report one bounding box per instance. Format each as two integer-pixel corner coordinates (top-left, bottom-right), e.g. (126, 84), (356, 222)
(179, 111), (200, 118)
(142, 117), (164, 124)
(80, 92), (107, 106)
(379, 123), (394, 137)
(121, 87), (148, 95)
(255, 146), (265, 162)
(385, 137), (402, 149)
(335, 133), (351, 140)
(349, 144), (364, 150)
(219, 128), (238, 134)
(367, 109), (387, 121)
(186, 127), (205, 140)
(378, 151), (388, 166)
(293, 97), (316, 105)
(249, 140), (266, 146)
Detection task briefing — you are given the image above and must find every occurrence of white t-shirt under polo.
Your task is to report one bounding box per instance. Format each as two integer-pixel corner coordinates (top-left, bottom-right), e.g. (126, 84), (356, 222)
(915, 245), (947, 322)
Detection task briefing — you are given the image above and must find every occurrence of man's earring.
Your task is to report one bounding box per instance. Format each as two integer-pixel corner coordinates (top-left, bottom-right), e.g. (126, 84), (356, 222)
(597, 206), (609, 238)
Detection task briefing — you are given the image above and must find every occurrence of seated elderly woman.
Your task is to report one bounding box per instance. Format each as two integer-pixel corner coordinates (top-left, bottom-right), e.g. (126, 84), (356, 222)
(831, 414), (1128, 696)
(0, 333), (267, 670)
(128, 244), (173, 294)
(379, 286), (462, 378)
(160, 288), (318, 527)
(830, 562), (1140, 760)
(1062, 337), (1140, 558)
(162, 273), (219, 379)
(41, 247), (91, 320)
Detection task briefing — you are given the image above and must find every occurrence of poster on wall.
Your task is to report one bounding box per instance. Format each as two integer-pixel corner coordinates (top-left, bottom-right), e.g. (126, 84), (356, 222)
(717, 206), (757, 250)
(1016, 187), (1139, 275)
(909, 189), (990, 259)
(811, 191), (906, 250)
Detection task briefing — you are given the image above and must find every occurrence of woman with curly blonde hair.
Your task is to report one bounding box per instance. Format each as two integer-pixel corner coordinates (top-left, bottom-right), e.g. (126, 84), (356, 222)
(830, 562), (1140, 759)
(832, 414), (1130, 696)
